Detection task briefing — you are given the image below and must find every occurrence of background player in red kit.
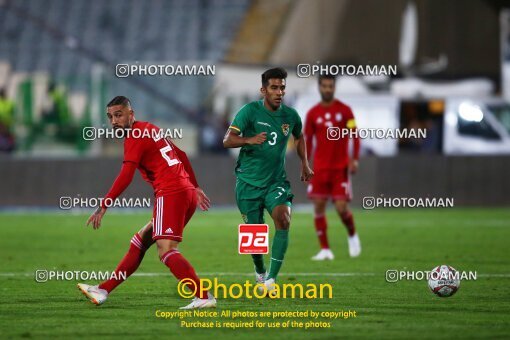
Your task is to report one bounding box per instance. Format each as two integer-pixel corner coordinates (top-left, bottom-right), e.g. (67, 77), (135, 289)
(77, 96), (215, 309)
(304, 75), (361, 260)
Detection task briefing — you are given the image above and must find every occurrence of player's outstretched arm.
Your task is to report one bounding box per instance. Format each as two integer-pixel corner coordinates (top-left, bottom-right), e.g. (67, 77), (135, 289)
(295, 133), (314, 182)
(86, 207), (106, 230)
(223, 129), (266, 148)
(86, 162), (137, 229)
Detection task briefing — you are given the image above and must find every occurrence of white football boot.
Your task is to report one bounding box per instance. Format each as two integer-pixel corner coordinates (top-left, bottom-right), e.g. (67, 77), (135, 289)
(348, 233), (361, 257)
(311, 249), (335, 261)
(77, 283), (108, 305)
(257, 278), (278, 297)
(180, 292), (217, 310)
(255, 271), (267, 284)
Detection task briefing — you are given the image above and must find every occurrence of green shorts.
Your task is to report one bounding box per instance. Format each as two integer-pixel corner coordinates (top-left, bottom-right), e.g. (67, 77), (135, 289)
(235, 178), (294, 224)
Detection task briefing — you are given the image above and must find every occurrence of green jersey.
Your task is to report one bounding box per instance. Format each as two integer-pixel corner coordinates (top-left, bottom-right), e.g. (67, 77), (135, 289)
(229, 100), (302, 188)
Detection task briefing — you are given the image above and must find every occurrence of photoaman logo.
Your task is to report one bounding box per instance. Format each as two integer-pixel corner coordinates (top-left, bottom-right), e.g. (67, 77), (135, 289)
(177, 278), (333, 299)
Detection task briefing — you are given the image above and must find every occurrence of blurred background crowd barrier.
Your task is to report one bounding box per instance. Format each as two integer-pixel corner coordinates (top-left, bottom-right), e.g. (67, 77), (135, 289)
(1, 0), (509, 207)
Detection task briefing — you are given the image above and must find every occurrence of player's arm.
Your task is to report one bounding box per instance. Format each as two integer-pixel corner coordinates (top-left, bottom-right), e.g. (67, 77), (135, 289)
(349, 134), (360, 174)
(347, 113), (360, 174)
(87, 136), (146, 229)
(304, 111), (315, 161)
(223, 105), (266, 148)
(223, 128), (266, 148)
(170, 140), (211, 211)
(295, 132), (314, 182)
(292, 111), (313, 182)
(86, 162), (137, 229)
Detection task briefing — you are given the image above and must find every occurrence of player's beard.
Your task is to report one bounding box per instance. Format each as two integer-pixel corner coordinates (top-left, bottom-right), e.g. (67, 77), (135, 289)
(321, 93), (334, 103)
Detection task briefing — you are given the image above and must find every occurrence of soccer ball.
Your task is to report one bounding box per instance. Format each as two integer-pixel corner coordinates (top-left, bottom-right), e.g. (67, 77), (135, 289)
(427, 265), (460, 297)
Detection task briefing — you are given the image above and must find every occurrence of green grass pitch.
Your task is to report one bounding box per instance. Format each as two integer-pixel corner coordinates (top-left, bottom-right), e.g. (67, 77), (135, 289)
(0, 208), (509, 339)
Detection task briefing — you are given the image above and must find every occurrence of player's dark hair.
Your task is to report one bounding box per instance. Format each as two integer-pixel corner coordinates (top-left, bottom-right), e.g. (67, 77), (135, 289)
(107, 96), (131, 108)
(318, 74), (336, 84)
(261, 67), (287, 87)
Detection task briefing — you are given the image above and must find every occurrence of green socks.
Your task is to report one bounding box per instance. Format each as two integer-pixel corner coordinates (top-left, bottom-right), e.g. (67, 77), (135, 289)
(251, 229), (289, 280)
(267, 229), (289, 280)
(251, 254), (266, 274)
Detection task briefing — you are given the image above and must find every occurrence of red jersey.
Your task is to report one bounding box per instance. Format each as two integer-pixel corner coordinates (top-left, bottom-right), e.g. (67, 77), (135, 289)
(304, 99), (359, 170)
(122, 121), (194, 197)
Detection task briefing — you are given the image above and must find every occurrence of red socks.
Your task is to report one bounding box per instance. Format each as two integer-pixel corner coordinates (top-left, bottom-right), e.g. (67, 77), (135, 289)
(161, 249), (207, 299)
(314, 214), (330, 249)
(341, 210), (356, 237)
(99, 233), (146, 293)
(314, 210), (357, 248)
(97, 234), (206, 300)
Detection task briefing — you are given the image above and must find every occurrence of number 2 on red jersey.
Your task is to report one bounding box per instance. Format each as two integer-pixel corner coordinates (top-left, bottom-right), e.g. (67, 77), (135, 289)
(159, 139), (180, 167)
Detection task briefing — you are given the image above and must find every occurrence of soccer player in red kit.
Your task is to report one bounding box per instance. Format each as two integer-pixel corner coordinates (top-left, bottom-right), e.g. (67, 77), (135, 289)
(77, 96), (216, 309)
(304, 75), (361, 260)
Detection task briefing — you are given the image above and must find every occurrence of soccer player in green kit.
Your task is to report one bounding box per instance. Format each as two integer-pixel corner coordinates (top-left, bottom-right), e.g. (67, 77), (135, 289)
(223, 67), (314, 294)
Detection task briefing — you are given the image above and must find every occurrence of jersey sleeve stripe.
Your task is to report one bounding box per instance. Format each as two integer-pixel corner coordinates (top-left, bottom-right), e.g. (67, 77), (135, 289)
(229, 125), (241, 132)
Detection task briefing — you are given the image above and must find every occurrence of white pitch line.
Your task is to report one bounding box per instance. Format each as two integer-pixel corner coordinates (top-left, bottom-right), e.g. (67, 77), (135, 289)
(1, 272), (510, 278)
(134, 272), (377, 277)
(0, 272), (375, 277)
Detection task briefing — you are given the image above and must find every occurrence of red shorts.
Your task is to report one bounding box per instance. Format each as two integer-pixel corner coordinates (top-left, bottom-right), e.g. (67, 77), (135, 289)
(307, 168), (352, 201)
(152, 188), (197, 241)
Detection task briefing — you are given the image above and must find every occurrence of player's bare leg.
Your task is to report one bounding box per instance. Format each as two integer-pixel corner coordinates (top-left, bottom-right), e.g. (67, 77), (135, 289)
(78, 221), (155, 305)
(311, 198), (334, 260)
(156, 239), (216, 309)
(334, 200), (361, 257)
(260, 204), (291, 295)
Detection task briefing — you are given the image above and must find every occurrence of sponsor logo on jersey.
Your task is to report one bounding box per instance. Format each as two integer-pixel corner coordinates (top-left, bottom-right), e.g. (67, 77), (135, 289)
(257, 121), (271, 127)
(281, 124), (290, 136)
